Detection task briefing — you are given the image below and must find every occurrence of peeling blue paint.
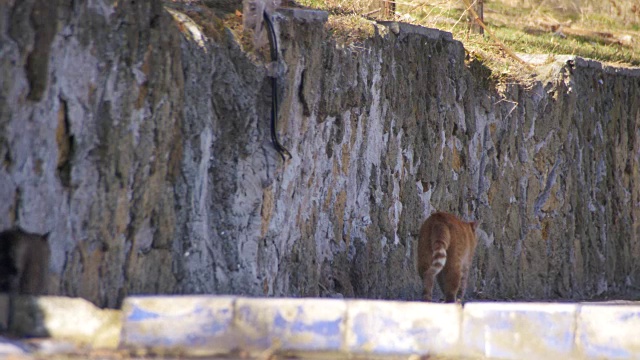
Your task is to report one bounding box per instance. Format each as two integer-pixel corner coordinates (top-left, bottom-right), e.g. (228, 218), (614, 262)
(200, 320), (228, 335)
(618, 311), (640, 322)
(119, 296), (640, 359)
(580, 333), (632, 359)
(128, 307), (160, 321)
(127, 334), (178, 347)
(351, 313), (373, 346)
(289, 316), (342, 336)
(186, 333), (207, 347)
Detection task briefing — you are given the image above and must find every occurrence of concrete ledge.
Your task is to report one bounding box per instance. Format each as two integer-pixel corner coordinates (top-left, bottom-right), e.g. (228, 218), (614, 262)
(10, 296), (121, 350)
(346, 300), (461, 357)
(235, 297), (346, 354)
(120, 296), (464, 357)
(463, 302), (578, 360)
(576, 305), (640, 359)
(120, 295), (237, 356)
(120, 297), (640, 359)
(0, 336), (31, 355)
(5, 295), (640, 359)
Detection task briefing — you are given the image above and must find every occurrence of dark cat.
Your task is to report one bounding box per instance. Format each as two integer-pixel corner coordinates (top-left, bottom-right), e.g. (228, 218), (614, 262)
(0, 228), (50, 295)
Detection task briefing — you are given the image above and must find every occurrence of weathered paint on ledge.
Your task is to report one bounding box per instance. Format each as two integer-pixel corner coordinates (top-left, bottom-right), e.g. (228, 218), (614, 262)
(118, 296), (640, 359)
(4, 295), (640, 359)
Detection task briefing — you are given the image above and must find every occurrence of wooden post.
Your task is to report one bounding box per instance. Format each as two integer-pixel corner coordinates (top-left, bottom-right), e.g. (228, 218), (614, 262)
(383, 0), (395, 19)
(468, 0), (484, 35)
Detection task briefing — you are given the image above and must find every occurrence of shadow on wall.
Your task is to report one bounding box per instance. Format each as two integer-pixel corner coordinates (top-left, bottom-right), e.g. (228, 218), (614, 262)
(0, 228), (51, 335)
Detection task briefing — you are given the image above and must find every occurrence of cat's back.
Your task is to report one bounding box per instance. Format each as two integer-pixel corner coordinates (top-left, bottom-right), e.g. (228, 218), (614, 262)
(421, 212), (469, 234)
(420, 212), (477, 250)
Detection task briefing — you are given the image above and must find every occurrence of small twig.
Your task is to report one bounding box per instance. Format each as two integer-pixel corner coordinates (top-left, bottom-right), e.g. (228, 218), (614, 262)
(529, 0), (549, 19)
(450, 0), (473, 32)
(494, 98), (519, 118)
(364, 7), (381, 16)
(403, 0), (430, 12)
(318, 282), (329, 293)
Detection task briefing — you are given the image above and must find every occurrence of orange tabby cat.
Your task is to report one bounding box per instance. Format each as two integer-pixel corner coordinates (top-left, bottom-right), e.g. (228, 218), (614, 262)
(417, 212), (478, 303)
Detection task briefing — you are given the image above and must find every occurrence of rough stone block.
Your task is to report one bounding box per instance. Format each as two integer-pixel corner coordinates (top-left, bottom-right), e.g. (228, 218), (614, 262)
(345, 300), (461, 357)
(377, 21), (454, 40)
(462, 302), (578, 359)
(234, 297), (346, 354)
(576, 305), (640, 359)
(120, 296), (236, 356)
(277, 8), (329, 23)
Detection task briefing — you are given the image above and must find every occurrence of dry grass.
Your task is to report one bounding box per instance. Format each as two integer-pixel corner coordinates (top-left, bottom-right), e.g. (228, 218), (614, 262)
(181, 0), (639, 87)
(326, 14), (378, 46)
(296, 0), (640, 85)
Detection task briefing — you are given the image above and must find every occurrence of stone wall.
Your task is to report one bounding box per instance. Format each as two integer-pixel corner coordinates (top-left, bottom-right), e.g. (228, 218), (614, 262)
(1, 0), (639, 307)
